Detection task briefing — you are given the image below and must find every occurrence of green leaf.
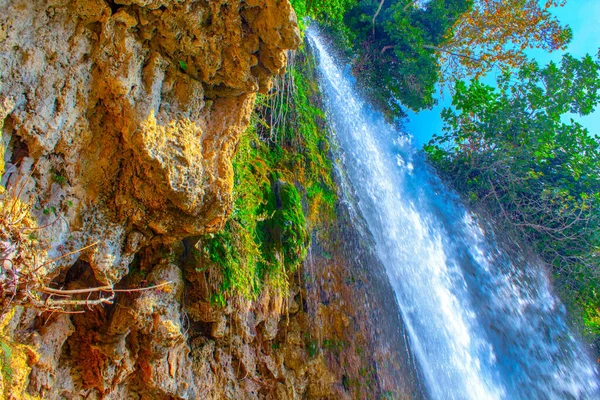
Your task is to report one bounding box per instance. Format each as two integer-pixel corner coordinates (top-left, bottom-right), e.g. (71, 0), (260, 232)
(178, 60), (187, 72)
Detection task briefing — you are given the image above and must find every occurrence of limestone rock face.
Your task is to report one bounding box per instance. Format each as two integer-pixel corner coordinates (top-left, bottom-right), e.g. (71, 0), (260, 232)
(0, 0), (301, 397)
(0, 0), (300, 284)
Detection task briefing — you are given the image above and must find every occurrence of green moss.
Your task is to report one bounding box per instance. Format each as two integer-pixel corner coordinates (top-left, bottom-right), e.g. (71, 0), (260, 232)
(0, 310), (39, 399)
(323, 338), (345, 356)
(51, 168), (67, 185)
(200, 44), (336, 304)
(0, 338), (12, 381)
(258, 177), (309, 272)
(307, 339), (319, 358)
(565, 275), (600, 337)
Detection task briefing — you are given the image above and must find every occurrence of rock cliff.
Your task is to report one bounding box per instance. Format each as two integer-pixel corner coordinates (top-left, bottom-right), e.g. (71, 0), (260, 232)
(0, 0), (300, 285)
(0, 1), (424, 398)
(0, 0), (307, 398)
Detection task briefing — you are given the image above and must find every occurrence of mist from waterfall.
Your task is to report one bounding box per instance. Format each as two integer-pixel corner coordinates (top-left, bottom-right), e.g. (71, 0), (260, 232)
(307, 27), (600, 400)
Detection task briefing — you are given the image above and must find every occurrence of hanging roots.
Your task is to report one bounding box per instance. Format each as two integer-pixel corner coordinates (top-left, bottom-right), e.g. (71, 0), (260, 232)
(0, 169), (172, 316)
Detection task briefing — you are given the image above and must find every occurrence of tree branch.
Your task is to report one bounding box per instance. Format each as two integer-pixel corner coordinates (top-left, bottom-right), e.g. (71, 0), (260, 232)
(404, 0), (417, 11)
(40, 281), (173, 296)
(372, 0), (385, 37)
(381, 45), (394, 54)
(423, 44), (492, 65)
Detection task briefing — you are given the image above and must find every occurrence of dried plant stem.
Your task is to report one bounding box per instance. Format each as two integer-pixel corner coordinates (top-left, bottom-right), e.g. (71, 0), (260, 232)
(44, 295), (115, 308)
(30, 241), (100, 274)
(31, 281), (173, 313)
(8, 158), (40, 222)
(40, 281), (173, 296)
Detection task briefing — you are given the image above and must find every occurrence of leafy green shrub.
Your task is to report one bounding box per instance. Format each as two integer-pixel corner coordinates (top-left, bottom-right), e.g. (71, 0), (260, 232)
(199, 45), (335, 305)
(425, 54), (600, 336)
(290, 0), (357, 37)
(258, 177), (309, 276)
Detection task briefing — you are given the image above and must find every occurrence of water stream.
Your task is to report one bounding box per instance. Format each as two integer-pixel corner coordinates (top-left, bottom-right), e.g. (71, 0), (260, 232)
(307, 27), (600, 400)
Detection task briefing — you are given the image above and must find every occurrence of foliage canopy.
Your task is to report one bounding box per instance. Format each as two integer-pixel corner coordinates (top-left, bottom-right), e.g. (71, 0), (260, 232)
(344, 0), (472, 113)
(425, 53), (600, 334)
(293, 0), (572, 115)
(435, 0), (572, 83)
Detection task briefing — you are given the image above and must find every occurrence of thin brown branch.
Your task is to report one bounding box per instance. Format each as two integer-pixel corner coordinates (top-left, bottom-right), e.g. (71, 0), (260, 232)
(111, 281), (173, 293)
(423, 44), (492, 65)
(40, 281), (173, 296)
(372, 0), (386, 37)
(9, 158), (41, 221)
(20, 214), (63, 232)
(380, 45), (394, 55)
(44, 294), (115, 308)
(32, 241), (100, 273)
(40, 285), (113, 296)
(404, 0), (417, 11)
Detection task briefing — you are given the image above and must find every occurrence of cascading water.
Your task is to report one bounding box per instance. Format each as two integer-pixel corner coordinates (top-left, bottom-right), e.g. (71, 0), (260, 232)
(306, 27), (600, 400)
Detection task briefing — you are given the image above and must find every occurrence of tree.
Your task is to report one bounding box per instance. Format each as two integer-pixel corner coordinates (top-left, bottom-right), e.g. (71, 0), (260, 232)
(433, 0), (572, 83)
(290, 0), (358, 31)
(344, 0), (472, 113)
(424, 53), (600, 334)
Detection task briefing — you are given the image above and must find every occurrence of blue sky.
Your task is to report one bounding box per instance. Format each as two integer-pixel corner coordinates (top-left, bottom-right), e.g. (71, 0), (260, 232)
(406, 0), (600, 146)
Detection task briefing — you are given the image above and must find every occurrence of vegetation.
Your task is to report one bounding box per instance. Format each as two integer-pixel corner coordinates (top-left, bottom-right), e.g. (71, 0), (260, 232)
(0, 309), (38, 398)
(0, 337), (12, 382)
(291, 0), (600, 343)
(198, 48), (336, 302)
(0, 178), (174, 315)
(290, 0), (356, 34)
(292, 0), (571, 118)
(344, 0), (472, 113)
(0, 185), (49, 313)
(424, 54), (600, 335)
(432, 0), (571, 84)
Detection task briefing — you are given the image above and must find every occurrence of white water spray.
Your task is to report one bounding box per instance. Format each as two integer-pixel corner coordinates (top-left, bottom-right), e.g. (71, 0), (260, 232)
(307, 27), (600, 400)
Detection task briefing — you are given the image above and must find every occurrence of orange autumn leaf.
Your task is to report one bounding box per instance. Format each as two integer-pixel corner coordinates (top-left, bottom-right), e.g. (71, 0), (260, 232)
(433, 0), (571, 85)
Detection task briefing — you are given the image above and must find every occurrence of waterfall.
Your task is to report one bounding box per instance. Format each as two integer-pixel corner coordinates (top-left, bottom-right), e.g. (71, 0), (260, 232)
(306, 27), (600, 400)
